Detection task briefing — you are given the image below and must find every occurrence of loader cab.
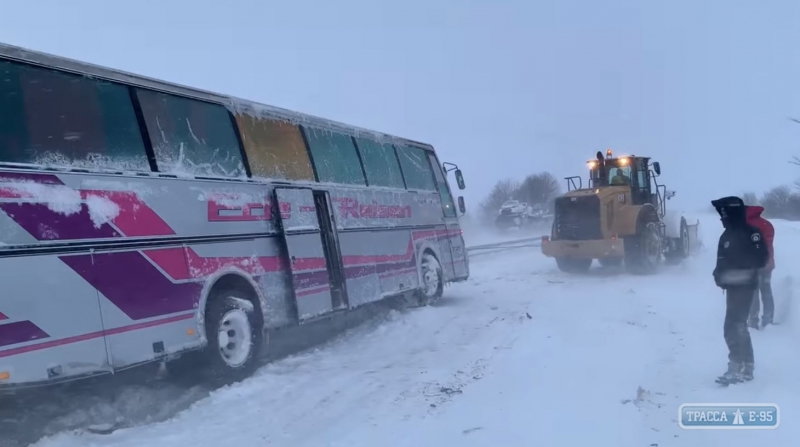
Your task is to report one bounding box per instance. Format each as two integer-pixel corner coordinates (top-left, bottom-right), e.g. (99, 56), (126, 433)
(588, 152), (656, 207)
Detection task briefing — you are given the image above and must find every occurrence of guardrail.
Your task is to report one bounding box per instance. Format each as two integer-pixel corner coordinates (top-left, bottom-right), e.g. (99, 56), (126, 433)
(466, 236), (543, 256)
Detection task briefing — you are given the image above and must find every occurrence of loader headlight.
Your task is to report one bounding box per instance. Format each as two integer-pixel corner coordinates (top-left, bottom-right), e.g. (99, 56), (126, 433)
(619, 157), (629, 166)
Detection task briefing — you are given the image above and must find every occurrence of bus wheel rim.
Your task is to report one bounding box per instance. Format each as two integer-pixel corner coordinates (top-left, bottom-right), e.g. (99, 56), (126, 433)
(217, 309), (252, 368)
(422, 258), (440, 296)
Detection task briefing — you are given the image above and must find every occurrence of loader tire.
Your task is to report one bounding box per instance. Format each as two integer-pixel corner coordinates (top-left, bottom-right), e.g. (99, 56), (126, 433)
(665, 219), (690, 265)
(598, 257), (623, 268)
(624, 221), (662, 275)
(556, 257), (592, 273)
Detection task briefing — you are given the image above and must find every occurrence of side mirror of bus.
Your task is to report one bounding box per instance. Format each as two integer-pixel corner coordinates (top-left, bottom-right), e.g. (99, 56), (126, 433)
(458, 196), (466, 214)
(653, 162), (661, 176)
(455, 169), (466, 190)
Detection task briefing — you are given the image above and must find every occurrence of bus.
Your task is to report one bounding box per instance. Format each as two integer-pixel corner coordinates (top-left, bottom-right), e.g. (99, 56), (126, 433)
(0, 43), (469, 388)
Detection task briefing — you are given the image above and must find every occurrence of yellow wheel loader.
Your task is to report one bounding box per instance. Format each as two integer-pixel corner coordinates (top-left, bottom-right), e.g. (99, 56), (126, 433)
(541, 149), (701, 274)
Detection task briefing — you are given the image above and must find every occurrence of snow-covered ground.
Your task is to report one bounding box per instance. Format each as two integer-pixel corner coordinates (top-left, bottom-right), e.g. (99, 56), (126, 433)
(27, 213), (800, 446)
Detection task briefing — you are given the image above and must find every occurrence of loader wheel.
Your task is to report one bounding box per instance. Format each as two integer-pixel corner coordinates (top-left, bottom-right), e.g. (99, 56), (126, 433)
(679, 220), (690, 257)
(598, 257), (623, 268)
(665, 220), (690, 265)
(624, 221), (661, 275)
(556, 257), (592, 273)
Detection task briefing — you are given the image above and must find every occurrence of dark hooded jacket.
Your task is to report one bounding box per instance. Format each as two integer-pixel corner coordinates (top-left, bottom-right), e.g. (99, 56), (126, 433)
(712, 196), (769, 289)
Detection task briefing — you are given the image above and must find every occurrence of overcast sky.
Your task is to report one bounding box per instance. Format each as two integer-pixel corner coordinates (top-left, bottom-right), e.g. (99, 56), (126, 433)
(1, 0), (798, 212)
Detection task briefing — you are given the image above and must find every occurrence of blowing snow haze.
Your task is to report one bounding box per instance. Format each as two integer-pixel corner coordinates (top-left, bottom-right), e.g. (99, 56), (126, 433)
(0, 0), (798, 211)
(4, 2), (800, 447)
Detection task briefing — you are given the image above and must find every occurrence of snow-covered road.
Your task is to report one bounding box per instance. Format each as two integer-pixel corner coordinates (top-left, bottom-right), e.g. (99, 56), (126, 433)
(29, 216), (800, 446)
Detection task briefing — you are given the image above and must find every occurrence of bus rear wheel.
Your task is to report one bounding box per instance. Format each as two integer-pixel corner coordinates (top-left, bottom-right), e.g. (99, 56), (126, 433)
(204, 289), (263, 381)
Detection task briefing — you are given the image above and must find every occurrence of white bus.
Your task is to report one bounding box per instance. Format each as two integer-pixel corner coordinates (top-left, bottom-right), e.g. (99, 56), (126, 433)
(0, 43), (469, 388)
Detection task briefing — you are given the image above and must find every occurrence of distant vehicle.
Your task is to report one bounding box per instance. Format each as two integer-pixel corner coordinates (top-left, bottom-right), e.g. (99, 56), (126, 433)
(528, 203), (554, 223)
(541, 149), (701, 273)
(495, 200), (553, 229)
(495, 200), (533, 229)
(0, 42), (469, 389)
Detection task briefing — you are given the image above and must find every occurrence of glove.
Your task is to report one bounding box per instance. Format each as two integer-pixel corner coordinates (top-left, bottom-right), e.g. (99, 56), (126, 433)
(713, 268), (722, 288)
(767, 258), (775, 271)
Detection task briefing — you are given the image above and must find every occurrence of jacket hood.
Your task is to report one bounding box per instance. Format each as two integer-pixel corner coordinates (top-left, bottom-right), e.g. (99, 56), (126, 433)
(712, 196), (746, 227)
(746, 205), (764, 219)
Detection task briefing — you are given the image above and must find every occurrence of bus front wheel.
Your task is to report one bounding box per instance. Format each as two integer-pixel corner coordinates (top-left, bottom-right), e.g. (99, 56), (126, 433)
(416, 251), (444, 306)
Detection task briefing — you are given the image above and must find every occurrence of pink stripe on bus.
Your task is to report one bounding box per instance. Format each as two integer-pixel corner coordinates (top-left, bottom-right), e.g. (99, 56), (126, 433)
(81, 189), (176, 238)
(0, 313), (195, 359)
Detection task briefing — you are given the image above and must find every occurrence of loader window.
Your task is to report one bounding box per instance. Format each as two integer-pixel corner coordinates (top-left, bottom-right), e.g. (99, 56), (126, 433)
(631, 158), (652, 205)
(636, 170), (648, 189)
(609, 166), (631, 185)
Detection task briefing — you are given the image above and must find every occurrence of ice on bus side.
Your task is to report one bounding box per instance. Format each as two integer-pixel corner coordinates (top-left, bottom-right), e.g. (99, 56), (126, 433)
(0, 178), (127, 236)
(30, 151), (153, 174)
(84, 195), (121, 229)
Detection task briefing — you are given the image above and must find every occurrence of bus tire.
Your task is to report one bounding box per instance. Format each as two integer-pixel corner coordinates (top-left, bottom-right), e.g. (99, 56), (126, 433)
(416, 251), (443, 306)
(203, 288), (263, 381)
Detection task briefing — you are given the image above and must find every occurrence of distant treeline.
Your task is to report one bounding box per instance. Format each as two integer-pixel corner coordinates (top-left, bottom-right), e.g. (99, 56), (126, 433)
(740, 187), (800, 221)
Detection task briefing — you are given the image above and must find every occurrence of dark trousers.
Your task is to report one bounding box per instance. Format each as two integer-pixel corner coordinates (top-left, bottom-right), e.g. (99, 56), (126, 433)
(749, 269), (774, 324)
(725, 286), (755, 365)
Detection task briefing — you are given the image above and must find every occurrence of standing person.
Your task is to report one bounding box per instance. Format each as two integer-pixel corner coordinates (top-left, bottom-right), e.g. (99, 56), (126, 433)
(746, 205), (775, 329)
(711, 196), (769, 383)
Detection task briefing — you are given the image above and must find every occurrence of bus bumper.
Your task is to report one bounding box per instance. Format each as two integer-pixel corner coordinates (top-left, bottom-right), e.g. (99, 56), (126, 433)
(541, 237), (625, 259)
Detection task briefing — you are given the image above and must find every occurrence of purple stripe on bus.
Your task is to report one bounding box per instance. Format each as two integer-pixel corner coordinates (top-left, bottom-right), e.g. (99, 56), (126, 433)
(60, 252), (202, 321)
(0, 203), (120, 241)
(0, 320), (50, 348)
(342, 256), (417, 282)
(292, 270), (331, 290)
(345, 264), (376, 281)
(375, 256), (416, 275)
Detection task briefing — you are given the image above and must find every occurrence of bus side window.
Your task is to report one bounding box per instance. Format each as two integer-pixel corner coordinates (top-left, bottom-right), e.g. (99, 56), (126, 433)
(426, 152), (457, 217)
(303, 127), (366, 186)
(395, 145), (437, 191)
(234, 114), (315, 181)
(135, 88), (245, 178)
(0, 59), (149, 171)
(354, 137), (405, 189)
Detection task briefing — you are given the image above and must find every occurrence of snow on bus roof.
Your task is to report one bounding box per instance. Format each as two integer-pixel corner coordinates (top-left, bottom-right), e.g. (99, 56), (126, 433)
(0, 42), (434, 151)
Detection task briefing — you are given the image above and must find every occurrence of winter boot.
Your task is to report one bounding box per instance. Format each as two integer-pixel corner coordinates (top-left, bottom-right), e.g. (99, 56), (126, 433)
(719, 361), (744, 382)
(742, 362), (754, 381)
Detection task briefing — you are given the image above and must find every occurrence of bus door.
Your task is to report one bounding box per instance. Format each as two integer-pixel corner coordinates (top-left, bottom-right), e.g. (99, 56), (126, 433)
(273, 187), (347, 322)
(427, 153), (461, 279)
